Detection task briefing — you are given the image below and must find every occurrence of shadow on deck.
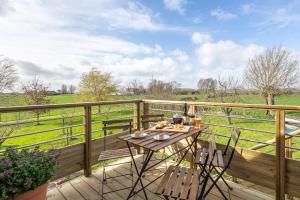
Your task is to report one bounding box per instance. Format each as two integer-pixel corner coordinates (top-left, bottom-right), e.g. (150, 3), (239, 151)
(47, 156), (274, 200)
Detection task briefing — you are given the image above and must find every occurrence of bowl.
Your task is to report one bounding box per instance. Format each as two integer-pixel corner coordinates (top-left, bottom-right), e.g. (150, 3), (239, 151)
(173, 117), (183, 124)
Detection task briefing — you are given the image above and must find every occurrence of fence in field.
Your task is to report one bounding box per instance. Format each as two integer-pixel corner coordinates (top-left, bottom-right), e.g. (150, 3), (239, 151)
(1, 99), (300, 200)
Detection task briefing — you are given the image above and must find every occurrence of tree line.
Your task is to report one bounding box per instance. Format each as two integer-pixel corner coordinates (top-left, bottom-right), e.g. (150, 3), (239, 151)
(0, 46), (299, 112)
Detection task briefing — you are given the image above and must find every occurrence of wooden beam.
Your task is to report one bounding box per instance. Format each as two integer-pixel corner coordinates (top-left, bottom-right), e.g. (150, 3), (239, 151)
(142, 102), (150, 129)
(134, 102), (141, 131)
(84, 105), (92, 177)
(275, 110), (285, 200)
(142, 99), (300, 111)
(249, 128), (300, 150)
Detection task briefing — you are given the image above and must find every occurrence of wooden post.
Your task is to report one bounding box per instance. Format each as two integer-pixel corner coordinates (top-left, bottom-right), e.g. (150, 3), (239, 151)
(285, 137), (293, 200)
(275, 110), (285, 200)
(143, 102), (150, 129)
(134, 102), (141, 154)
(84, 105), (92, 177)
(134, 102), (141, 131)
(190, 105), (197, 168)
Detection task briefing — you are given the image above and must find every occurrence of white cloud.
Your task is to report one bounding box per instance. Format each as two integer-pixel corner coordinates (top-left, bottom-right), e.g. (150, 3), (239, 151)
(163, 0), (187, 15)
(241, 4), (255, 14)
(191, 33), (212, 44)
(211, 8), (237, 21)
(194, 38), (265, 78)
(171, 49), (189, 62)
(0, 0), (193, 89)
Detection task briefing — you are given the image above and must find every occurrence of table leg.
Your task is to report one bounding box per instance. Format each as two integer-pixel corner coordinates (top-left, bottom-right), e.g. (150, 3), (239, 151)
(126, 142), (154, 200)
(176, 131), (201, 166)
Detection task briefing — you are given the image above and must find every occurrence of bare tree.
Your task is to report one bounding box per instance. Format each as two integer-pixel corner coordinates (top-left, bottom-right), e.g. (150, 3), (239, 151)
(127, 79), (145, 95)
(22, 77), (50, 125)
(61, 84), (68, 94)
(68, 84), (76, 94)
(215, 76), (241, 124)
(197, 78), (217, 99)
(146, 79), (180, 100)
(245, 46), (299, 114)
(0, 56), (18, 93)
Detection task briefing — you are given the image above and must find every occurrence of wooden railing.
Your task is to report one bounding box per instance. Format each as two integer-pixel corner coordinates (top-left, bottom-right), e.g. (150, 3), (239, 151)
(143, 99), (300, 200)
(1, 99), (300, 199)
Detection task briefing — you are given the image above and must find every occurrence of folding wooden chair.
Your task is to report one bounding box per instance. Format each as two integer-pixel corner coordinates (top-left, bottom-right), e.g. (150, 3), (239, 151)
(98, 119), (137, 200)
(155, 147), (214, 200)
(195, 127), (241, 199)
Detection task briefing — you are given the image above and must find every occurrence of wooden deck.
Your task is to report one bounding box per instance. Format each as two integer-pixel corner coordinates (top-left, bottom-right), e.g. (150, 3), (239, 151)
(47, 156), (274, 200)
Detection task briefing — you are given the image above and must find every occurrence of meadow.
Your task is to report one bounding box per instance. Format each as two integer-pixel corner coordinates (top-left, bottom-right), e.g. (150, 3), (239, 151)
(0, 93), (300, 157)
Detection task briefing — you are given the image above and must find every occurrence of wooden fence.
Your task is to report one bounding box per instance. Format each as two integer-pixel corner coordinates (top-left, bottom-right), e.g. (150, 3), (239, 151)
(1, 99), (300, 200)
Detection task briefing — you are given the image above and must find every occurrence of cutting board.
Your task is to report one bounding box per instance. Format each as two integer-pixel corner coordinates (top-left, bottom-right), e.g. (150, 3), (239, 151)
(148, 126), (191, 133)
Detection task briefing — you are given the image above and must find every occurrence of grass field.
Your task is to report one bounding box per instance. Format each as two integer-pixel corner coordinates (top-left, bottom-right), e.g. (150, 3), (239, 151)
(0, 93), (299, 157)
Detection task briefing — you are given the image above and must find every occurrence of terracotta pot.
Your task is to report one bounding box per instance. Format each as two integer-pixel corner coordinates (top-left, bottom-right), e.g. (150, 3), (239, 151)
(15, 182), (48, 200)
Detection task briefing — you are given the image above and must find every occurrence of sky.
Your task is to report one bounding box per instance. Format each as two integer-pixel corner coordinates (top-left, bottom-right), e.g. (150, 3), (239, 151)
(0, 0), (300, 90)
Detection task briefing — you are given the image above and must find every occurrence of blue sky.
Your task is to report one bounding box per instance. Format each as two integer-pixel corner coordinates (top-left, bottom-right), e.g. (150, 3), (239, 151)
(0, 0), (300, 89)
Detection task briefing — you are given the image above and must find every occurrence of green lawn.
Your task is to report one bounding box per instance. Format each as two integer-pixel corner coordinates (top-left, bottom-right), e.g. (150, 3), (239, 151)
(0, 93), (299, 157)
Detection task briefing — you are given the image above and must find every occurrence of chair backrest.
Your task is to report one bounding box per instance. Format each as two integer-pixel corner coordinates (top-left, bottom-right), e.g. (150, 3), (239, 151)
(141, 114), (164, 128)
(223, 127), (241, 167)
(102, 119), (133, 151)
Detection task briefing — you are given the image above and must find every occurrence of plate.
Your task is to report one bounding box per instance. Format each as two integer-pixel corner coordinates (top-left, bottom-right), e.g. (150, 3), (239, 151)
(130, 133), (148, 139)
(153, 134), (170, 141)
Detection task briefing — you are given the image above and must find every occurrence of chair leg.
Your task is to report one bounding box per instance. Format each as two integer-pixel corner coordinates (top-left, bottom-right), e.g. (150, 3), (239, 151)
(214, 167), (233, 190)
(130, 160), (134, 188)
(101, 163), (105, 200)
(205, 169), (228, 200)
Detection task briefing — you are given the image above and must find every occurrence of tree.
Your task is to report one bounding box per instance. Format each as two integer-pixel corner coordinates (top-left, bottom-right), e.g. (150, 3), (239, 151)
(245, 47), (299, 114)
(215, 76), (241, 124)
(22, 77), (50, 125)
(0, 56), (18, 93)
(61, 84), (68, 94)
(68, 84), (76, 94)
(127, 79), (145, 95)
(79, 68), (117, 103)
(146, 79), (180, 100)
(197, 78), (217, 99)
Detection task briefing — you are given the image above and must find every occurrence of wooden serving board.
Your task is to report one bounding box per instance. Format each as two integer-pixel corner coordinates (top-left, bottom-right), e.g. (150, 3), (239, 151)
(148, 126), (191, 133)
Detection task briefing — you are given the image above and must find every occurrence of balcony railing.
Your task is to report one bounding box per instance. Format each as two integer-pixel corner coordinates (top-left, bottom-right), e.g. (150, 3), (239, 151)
(1, 99), (300, 200)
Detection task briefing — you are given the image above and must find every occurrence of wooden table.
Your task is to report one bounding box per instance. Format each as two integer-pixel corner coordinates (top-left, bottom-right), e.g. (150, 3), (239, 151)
(118, 125), (208, 200)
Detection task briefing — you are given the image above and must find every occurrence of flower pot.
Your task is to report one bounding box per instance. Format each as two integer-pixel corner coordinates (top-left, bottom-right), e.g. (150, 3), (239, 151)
(15, 183), (48, 200)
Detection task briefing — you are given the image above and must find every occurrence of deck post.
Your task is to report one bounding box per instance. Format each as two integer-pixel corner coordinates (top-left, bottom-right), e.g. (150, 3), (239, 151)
(134, 102), (141, 131)
(142, 102), (150, 129)
(275, 110), (285, 200)
(134, 102), (141, 154)
(189, 104), (197, 168)
(84, 105), (92, 177)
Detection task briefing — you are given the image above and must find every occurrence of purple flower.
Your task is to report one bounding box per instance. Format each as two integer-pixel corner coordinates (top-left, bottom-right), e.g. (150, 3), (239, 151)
(1, 160), (9, 168)
(25, 179), (33, 185)
(0, 172), (5, 178)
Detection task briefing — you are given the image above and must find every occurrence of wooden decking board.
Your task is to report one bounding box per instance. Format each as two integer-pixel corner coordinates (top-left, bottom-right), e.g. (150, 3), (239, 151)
(47, 187), (66, 200)
(69, 178), (99, 200)
(48, 155), (274, 200)
(57, 182), (85, 200)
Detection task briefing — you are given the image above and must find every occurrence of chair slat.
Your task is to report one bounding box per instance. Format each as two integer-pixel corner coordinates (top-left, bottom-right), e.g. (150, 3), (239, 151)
(103, 118), (133, 124)
(155, 166), (175, 194)
(188, 170), (200, 200)
(171, 167), (187, 198)
(163, 167), (180, 196)
(216, 150), (224, 168)
(102, 124), (133, 131)
(179, 169), (193, 200)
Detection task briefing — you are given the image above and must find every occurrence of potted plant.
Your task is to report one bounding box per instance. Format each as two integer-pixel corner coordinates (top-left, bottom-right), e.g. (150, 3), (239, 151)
(0, 148), (57, 200)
